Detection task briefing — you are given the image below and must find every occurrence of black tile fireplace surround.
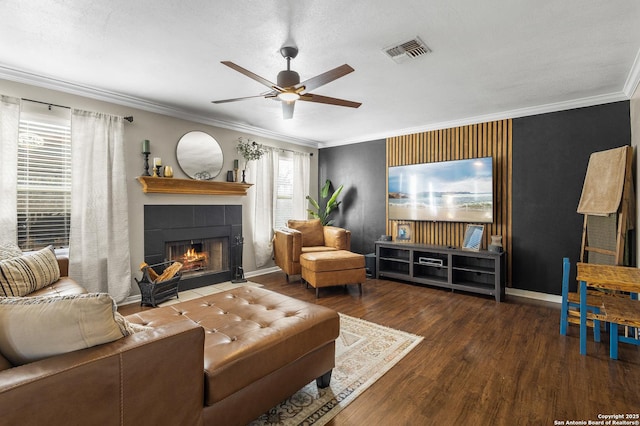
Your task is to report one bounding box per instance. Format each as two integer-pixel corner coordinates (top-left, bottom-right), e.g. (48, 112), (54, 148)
(143, 205), (242, 291)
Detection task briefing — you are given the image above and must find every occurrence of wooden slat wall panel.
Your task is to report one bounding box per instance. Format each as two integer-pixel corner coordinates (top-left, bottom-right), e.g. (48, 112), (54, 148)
(386, 119), (513, 285)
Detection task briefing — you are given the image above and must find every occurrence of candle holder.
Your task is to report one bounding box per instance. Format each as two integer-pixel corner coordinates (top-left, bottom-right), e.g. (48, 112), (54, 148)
(153, 164), (162, 177)
(142, 152), (151, 176)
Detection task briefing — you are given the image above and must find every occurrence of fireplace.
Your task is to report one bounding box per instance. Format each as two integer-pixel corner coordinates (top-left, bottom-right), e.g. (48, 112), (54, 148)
(165, 238), (228, 277)
(143, 205), (242, 290)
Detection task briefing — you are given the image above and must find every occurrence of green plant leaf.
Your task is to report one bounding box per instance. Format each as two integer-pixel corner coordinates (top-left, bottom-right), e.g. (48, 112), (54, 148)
(326, 185), (343, 208)
(320, 179), (331, 199)
(308, 180), (344, 225)
(306, 195), (320, 210)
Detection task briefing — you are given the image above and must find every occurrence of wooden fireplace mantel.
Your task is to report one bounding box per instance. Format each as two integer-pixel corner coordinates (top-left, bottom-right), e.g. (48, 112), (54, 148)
(137, 176), (252, 196)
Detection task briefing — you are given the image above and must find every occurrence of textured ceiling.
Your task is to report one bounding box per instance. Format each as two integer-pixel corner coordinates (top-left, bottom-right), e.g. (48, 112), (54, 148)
(1, 1), (639, 147)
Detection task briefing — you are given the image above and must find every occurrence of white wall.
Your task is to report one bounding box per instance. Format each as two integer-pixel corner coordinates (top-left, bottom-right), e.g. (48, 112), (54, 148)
(0, 78), (318, 296)
(631, 83), (640, 266)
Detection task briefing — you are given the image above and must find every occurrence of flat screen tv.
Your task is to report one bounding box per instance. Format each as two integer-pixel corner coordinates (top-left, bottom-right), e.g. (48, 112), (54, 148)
(388, 156), (493, 223)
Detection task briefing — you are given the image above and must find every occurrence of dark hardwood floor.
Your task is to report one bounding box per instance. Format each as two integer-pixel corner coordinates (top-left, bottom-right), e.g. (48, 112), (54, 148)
(121, 273), (640, 425)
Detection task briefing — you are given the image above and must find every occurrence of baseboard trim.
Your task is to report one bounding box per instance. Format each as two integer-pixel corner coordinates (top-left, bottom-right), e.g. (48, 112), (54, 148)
(120, 294), (142, 306)
(120, 268), (561, 306)
(252, 267), (565, 304)
(506, 287), (561, 304)
(245, 266), (281, 278)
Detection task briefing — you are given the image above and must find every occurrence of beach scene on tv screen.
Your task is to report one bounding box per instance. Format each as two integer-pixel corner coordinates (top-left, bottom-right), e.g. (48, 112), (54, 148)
(388, 157), (493, 223)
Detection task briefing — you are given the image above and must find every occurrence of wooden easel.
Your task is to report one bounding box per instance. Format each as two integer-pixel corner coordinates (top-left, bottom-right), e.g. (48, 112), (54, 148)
(579, 146), (635, 265)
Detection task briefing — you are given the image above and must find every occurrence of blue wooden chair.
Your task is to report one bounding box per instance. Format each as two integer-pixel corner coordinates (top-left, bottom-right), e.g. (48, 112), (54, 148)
(559, 257), (601, 342)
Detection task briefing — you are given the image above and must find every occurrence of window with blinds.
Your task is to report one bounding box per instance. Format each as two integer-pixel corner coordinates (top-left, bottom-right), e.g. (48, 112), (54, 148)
(274, 153), (293, 229)
(17, 102), (72, 250)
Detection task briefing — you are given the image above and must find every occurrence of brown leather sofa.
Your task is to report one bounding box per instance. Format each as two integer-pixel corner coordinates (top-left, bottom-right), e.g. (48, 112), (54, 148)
(25, 255), (88, 297)
(0, 255), (205, 425)
(0, 256), (340, 426)
(273, 219), (351, 280)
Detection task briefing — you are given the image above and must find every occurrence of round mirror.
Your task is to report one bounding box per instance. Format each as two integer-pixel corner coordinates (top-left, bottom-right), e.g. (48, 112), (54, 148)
(176, 131), (223, 180)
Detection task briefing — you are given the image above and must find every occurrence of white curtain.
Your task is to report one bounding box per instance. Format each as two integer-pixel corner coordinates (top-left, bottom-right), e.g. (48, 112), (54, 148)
(69, 109), (131, 302)
(0, 95), (20, 242)
(253, 148), (279, 267)
(292, 151), (310, 219)
(252, 148), (310, 267)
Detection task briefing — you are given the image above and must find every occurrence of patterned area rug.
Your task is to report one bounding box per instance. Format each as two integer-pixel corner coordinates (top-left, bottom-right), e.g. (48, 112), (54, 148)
(249, 314), (424, 426)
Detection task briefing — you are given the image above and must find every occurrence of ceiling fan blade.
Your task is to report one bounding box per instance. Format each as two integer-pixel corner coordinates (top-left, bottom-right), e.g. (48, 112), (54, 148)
(282, 101), (295, 119)
(299, 93), (361, 108)
(221, 61), (284, 92)
(212, 93), (276, 104)
(296, 64), (355, 93)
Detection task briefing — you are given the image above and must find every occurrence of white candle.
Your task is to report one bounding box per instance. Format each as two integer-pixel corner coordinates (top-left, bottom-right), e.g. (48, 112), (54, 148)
(153, 157), (162, 166)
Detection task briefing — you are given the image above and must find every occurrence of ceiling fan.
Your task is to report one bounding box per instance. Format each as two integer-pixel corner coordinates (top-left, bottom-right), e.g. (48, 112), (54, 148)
(212, 46), (361, 119)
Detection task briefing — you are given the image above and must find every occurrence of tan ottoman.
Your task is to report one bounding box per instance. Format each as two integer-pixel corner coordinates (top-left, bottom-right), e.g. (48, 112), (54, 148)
(128, 286), (340, 426)
(300, 250), (366, 297)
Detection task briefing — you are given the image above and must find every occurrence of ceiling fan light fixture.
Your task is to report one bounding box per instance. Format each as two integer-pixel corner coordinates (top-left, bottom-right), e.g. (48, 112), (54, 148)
(277, 92), (300, 102)
(214, 46), (360, 118)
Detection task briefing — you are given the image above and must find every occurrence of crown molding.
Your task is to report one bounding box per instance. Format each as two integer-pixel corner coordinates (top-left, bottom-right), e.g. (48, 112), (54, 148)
(2, 64), (630, 151)
(318, 91), (629, 148)
(623, 47), (640, 98)
(0, 64), (319, 148)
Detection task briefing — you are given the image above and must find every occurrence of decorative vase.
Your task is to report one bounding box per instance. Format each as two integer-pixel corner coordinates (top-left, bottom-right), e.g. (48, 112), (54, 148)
(488, 235), (503, 253)
(163, 166), (173, 178)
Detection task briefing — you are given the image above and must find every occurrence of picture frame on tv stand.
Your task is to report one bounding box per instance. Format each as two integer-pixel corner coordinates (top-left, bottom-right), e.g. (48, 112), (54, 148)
(394, 221), (413, 243)
(462, 224), (484, 251)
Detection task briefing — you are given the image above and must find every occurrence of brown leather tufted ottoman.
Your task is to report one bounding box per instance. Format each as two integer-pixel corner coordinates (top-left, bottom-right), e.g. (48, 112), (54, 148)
(127, 286), (340, 426)
(300, 250), (366, 297)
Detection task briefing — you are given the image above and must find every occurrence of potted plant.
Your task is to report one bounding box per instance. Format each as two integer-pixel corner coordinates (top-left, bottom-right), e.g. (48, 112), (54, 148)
(236, 137), (265, 183)
(307, 179), (344, 226)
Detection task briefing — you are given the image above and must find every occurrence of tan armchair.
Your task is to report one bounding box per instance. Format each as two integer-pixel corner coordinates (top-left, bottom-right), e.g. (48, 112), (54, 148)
(273, 219), (351, 281)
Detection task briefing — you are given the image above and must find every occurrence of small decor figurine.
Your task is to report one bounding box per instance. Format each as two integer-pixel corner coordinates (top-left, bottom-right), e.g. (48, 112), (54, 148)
(236, 137), (266, 183)
(153, 157), (162, 177)
(488, 235), (503, 253)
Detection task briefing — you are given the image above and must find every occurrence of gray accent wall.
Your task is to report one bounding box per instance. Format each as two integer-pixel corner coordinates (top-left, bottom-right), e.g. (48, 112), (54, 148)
(512, 101), (631, 294)
(319, 101), (632, 295)
(318, 139), (387, 255)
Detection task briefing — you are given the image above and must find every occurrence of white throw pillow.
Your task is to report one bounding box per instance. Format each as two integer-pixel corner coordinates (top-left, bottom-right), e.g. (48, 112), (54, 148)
(0, 245), (60, 297)
(0, 293), (125, 366)
(0, 241), (22, 260)
(114, 311), (153, 336)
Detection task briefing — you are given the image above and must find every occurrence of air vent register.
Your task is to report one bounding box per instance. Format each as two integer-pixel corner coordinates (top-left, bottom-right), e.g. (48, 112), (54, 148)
(383, 36), (431, 64)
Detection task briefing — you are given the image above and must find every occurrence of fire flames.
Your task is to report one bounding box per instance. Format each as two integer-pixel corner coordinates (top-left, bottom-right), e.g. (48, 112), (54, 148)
(181, 247), (208, 271)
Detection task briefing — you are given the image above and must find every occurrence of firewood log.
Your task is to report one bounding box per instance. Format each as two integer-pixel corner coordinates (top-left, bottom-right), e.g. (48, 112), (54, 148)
(156, 262), (183, 282)
(139, 262), (160, 281)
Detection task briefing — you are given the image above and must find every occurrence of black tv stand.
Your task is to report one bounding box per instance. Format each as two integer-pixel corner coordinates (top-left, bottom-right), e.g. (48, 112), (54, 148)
(375, 241), (506, 302)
